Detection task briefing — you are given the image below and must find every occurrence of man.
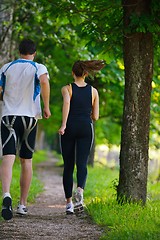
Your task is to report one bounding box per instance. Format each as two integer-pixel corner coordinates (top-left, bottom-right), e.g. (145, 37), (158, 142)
(0, 39), (51, 220)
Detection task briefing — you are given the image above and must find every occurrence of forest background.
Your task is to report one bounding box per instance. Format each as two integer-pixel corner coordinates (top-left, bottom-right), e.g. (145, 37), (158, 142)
(0, 0), (160, 202)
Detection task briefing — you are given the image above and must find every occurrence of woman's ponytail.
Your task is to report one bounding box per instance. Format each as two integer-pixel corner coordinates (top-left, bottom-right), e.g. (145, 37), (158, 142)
(72, 60), (106, 77)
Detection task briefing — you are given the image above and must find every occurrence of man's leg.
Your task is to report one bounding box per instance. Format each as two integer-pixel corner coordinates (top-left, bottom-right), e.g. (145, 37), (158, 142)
(17, 116), (37, 215)
(1, 154), (15, 220)
(19, 158), (32, 206)
(1, 155), (15, 194)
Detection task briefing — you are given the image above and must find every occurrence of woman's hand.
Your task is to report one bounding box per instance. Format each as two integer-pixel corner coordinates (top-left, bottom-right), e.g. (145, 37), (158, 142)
(58, 125), (66, 135)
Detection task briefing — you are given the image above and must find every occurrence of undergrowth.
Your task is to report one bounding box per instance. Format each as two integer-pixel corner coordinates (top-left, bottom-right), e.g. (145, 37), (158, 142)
(85, 165), (160, 240)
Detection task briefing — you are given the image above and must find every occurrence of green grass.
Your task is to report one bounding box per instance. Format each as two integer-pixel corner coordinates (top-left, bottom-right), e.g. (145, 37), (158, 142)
(85, 165), (160, 240)
(0, 150), (47, 215)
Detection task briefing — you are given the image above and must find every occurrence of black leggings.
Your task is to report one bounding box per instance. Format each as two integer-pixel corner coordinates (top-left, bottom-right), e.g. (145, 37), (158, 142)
(60, 121), (94, 199)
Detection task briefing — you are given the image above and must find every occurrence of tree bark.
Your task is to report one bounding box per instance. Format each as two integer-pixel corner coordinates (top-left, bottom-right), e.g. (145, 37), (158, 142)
(117, 0), (153, 204)
(0, 1), (14, 65)
(0, 1), (14, 157)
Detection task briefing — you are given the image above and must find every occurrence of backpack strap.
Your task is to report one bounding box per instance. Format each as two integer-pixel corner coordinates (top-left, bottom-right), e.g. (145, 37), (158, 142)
(0, 59), (40, 101)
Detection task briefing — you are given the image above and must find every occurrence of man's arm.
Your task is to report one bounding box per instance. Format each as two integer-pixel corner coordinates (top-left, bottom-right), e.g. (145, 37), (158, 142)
(39, 73), (51, 119)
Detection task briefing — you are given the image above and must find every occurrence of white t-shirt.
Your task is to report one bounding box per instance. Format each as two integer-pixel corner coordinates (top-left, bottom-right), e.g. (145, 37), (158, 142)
(0, 59), (49, 119)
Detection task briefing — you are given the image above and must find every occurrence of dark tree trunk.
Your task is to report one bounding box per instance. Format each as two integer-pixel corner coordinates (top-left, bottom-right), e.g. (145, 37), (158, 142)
(0, 1), (13, 65)
(117, 0), (153, 204)
(0, 1), (14, 157)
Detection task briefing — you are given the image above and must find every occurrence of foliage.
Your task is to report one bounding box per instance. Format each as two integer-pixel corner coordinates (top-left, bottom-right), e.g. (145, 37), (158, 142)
(1, 0), (160, 147)
(4, 0), (125, 146)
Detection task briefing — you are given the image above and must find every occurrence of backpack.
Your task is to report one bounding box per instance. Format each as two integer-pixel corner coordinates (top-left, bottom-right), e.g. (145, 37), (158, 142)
(0, 59), (40, 101)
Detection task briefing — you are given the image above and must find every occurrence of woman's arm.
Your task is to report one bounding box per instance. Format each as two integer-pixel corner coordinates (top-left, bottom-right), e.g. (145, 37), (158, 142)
(91, 87), (99, 121)
(58, 86), (71, 135)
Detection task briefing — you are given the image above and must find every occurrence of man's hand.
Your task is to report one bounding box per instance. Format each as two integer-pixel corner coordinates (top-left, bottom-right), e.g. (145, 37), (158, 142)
(43, 107), (51, 119)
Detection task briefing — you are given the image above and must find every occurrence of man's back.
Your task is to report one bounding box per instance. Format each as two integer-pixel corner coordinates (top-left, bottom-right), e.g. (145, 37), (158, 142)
(0, 59), (48, 119)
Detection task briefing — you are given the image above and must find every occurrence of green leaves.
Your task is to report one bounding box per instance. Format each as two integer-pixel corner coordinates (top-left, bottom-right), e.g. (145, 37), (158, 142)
(1, 0), (160, 146)
(129, 13), (160, 33)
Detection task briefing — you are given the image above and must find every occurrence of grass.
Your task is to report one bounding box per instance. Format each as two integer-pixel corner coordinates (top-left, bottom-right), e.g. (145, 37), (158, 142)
(84, 165), (160, 240)
(0, 150), (47, 217)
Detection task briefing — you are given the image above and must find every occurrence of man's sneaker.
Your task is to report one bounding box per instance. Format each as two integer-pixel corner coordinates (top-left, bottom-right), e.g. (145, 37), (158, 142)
(66, 202), (74, 215)
(17, 204), (28, 215)
(1, 196), (13, 220)
(74, 189), (84, 214)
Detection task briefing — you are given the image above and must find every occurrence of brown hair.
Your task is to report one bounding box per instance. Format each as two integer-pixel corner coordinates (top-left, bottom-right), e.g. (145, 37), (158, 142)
(72, 60), (106, 77)
(19, 39), (36, 55)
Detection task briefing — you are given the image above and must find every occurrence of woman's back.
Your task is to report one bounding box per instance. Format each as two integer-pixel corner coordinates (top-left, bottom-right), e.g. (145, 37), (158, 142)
(68, 83), (92, 123)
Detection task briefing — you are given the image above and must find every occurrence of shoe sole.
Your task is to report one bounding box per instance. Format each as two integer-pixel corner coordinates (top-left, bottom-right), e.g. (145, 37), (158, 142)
(16, 212), (28, 216)
(66, 210), (74, 215)
(1, 197), (13, 220)
(74, 203), (84, 214)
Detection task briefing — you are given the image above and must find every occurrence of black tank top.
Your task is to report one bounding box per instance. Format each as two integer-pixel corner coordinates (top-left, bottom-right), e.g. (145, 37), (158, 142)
(67, 83), (92, 123)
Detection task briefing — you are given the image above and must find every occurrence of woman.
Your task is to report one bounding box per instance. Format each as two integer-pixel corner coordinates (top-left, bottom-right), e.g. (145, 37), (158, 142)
(58, 60), (105, 214)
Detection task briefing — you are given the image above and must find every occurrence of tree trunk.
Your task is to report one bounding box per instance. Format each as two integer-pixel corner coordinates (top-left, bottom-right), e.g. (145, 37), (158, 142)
(0, 1), (13, 65)
(0, 1), (14, 157)
(117, 0), (153, 204)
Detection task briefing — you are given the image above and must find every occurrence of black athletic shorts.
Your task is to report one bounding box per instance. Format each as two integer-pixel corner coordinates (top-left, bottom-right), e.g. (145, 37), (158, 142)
(1, 115), (37, 159)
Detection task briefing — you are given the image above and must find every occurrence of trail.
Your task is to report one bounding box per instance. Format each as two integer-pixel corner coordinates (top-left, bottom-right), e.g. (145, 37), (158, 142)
(0, 154), (103, 240)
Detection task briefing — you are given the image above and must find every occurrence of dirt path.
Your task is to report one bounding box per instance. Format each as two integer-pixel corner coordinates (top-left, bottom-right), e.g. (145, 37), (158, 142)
(0, 154), (103, 240)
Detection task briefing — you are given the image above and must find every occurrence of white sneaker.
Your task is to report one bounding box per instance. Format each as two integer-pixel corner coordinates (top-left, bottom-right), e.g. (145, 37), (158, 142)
(74, 189), (84, 214)
(66, 202), (74, 215)
(17, 204), (28, 215)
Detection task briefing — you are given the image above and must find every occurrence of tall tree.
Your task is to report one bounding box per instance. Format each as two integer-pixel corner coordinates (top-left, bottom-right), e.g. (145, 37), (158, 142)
(0, 0), (14, 156)
(117, 0), (153, 204)
(0, 0), (14, 65)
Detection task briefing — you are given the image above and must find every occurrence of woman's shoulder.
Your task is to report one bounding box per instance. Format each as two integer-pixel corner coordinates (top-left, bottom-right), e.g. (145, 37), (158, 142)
(90, 85), (98, 91)
(91, 86), (99, 96)
(61, 84), (72, 96)
(61, 83), (72, 90)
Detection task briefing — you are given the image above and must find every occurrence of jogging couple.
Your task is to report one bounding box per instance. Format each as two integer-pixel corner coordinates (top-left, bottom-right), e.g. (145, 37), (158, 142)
(0, 39), (105, 220)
